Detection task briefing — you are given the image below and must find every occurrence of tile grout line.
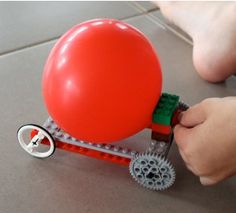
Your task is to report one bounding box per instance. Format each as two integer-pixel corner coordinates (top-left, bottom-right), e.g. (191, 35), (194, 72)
(0, 8), (159, 58)
(129, 1), (166, 30)
(130, 1), (159, 14)
(145, 13), (166, 30)
(146, 13), (193, 46)
(0, 10), (192, 59)
(0, 37), (60, 58)
(130, 1), (193, 46)
(0, 4), (193, 57)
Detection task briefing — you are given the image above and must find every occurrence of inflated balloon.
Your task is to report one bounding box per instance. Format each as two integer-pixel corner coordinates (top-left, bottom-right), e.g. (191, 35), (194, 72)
(42, 19), (162, 143)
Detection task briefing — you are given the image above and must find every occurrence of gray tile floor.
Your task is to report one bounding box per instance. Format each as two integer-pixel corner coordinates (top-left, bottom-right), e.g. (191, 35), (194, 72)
(0, 2), (235, 213)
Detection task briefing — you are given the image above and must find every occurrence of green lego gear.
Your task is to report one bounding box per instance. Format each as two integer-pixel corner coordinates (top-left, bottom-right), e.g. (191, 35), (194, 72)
(152, 93), (180, 125)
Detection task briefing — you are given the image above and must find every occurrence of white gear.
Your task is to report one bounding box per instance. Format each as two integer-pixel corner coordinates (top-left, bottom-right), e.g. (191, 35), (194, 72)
(129, 152), (176, 190)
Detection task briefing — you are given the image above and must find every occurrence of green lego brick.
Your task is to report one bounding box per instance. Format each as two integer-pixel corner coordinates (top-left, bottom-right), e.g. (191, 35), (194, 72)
(152, 93), (179, 125)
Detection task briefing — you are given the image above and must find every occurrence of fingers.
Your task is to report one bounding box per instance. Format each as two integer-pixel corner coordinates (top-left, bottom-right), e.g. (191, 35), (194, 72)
(175, 124), (223, 186)
(175, 124), (223, 187)
(179, 149), (196, 173)
(174, 124), (197, 172)
(180, 97), (224, 127)
(179, 98), (221, 127)
(223, 96), (236, 100)
(174, 97), (236, 187)
(199, 169), (233, 186)
(174, 124), (193, 150)
(200, 176), (218, 186)
(179, 103), (207, 127)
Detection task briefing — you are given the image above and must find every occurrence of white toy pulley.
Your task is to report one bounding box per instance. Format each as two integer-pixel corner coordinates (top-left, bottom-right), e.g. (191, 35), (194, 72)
(17, 124), (55, 158)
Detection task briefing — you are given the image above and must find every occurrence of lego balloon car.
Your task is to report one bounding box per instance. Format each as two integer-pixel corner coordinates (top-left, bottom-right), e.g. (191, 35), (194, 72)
(17, 19), (189, 191)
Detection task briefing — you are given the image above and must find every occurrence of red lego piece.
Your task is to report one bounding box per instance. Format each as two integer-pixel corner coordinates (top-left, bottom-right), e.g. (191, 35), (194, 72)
(31, 130), (130, 166)
(151, 131), (172, 143)
(171, 109), (181, 127)
(151, 123), (171, 135)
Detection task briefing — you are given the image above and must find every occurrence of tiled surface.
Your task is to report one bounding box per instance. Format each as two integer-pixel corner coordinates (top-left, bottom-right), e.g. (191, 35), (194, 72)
(134, 1), (158, 12)
(0, 1), (140, 55)
(0, 2), (236, 213)
(129, 15), (236, 104)
(151, 10), (193, 45)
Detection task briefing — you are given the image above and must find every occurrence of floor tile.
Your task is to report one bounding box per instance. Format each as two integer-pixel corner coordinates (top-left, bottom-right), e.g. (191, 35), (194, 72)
(134, 1), (158, 12)
(128, 15), (235, 104)
(151, 10), (193, 45)
(0, 14), (235, 213)
(0, 1), (140, 55)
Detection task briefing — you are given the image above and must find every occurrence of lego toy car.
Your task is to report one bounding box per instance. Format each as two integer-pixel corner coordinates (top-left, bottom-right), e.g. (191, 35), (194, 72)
(17, 19), (189, 191)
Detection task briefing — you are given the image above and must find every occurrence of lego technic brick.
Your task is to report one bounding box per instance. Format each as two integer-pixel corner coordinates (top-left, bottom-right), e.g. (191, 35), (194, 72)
(30, 118), (139, 166)
(171, 108), (181, 127)
(151, 131), (172, 143)
(31, 129), (132, 166)
(151, 123), (171, 135)
(152, 93), (180, 125)
(171, 101), (190, 126)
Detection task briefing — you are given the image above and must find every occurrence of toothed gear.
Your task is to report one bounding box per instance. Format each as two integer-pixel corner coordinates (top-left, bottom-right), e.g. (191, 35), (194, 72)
(178, 101), (189, 111)
(129, 152), (175, 191)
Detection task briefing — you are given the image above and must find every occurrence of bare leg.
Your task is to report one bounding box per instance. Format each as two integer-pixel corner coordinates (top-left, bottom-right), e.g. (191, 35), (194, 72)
(155, 2), (236, 82)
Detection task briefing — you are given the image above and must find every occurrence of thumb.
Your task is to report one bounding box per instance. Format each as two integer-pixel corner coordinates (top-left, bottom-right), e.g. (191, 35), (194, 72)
(174, 124), (193, 150)
(180, 103), (207, 127)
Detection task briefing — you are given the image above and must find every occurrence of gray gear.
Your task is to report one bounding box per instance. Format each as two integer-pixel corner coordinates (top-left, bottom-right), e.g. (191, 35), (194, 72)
(178, 101), (189, 111)
(129, 152), (176, 191)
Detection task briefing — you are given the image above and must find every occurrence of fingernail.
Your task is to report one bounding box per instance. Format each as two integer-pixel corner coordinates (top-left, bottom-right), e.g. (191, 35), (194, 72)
(200, 177), (216, 186)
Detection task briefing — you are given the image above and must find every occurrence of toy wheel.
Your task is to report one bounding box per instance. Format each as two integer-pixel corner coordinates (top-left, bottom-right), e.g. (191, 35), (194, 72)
(129, 152), (175, 191)
(17, 124), (55, 158)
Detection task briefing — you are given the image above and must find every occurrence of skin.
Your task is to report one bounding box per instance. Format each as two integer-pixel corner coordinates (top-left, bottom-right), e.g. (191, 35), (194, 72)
(155, 1), (236, 83)
(154, 2), (236, 185)
(174, 97), (236, 185)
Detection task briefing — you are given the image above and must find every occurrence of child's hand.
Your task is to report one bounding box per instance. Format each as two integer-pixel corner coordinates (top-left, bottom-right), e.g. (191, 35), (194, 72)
(174, 97), (236, 185)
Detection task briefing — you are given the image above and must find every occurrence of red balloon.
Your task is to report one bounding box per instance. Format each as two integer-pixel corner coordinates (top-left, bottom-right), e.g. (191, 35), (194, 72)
(42, 19), (162, 143)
